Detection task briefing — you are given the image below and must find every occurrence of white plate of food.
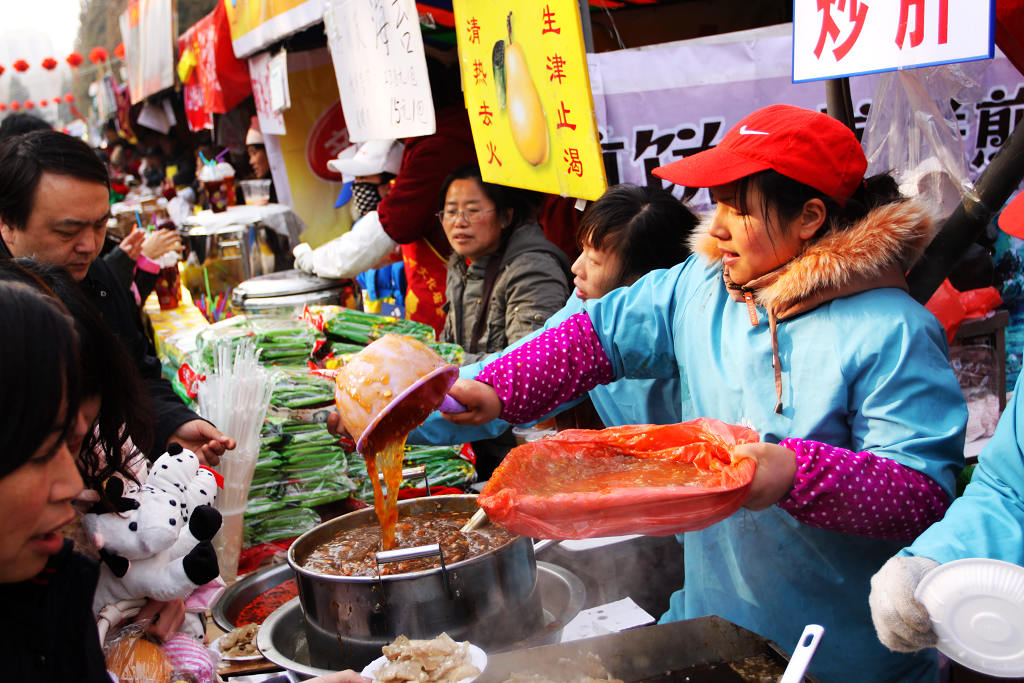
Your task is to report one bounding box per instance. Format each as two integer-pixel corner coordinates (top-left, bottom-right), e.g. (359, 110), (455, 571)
(360, 634), (486, 683)
(212, 623), (263, 662)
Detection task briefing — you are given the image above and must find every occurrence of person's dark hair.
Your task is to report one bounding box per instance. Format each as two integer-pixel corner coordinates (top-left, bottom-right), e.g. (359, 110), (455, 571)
(0, 259), (152, 488)
(579, 184), (697, 286)
(0, 281), (81, 478)
(0, 113), (53, 141)
(736, 169), (902, 244)
(0, 130), (110, 231)
(438, 164), (531, 234)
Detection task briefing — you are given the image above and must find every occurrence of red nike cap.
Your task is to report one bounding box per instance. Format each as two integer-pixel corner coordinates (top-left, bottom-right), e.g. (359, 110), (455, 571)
(653, 104), (867, 203)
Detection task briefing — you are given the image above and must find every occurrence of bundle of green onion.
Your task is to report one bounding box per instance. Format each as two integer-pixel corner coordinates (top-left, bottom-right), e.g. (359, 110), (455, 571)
(270, 369), (335, 409)
(196, 315), (323, 367)
(323, 308), (436, 345)
(348, 444), (475, 503)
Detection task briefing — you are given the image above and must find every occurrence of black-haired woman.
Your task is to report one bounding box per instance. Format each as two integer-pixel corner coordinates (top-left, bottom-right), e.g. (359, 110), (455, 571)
(0, 281), (110, 681)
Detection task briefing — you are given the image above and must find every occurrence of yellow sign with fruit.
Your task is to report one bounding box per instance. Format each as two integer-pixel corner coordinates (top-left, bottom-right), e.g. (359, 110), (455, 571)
(452, 0), (607, 201)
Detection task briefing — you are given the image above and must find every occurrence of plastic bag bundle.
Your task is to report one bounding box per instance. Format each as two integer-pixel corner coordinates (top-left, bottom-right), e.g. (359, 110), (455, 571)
(479, 418), (759, 539)
(104, 626), (174, 683)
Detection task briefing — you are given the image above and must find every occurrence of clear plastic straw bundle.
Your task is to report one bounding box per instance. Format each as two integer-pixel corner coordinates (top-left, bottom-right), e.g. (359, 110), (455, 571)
(196, 338), (275, 580)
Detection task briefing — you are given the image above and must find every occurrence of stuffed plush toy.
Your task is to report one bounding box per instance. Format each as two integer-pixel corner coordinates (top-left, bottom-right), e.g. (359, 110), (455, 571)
(83, 443), (223, 615)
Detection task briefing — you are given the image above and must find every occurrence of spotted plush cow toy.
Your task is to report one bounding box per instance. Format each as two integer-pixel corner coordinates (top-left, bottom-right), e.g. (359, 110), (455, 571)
(83, 443), (223, 615)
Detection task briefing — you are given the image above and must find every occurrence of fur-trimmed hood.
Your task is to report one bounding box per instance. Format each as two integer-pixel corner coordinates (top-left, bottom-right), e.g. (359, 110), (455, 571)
(690, 199), (936, 413)
(690, 199), (936, 320)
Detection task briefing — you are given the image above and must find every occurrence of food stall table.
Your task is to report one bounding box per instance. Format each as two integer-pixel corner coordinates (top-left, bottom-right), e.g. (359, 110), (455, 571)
(142, 286), (210, 372)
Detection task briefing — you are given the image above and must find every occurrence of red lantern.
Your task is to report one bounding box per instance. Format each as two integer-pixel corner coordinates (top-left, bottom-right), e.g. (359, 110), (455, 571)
(52, 97), (61, 105)
(10, 102), (21, 111)
(38, 99), (48, 107)
(66, 51), (83, 69)
(24, 100), (34, 110)
(13, 59), (29, 73)
(41, 57), (58, 71)
(0, 104), (6, 112)
(114, 43), (125, 60)
(63, 93), (74, 103)
(88, 47), (108, 65)
(0, 65), (5, 77)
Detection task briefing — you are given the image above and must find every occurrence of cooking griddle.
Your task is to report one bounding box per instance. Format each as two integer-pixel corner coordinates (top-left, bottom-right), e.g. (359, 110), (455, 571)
(477, 615), (818, 683)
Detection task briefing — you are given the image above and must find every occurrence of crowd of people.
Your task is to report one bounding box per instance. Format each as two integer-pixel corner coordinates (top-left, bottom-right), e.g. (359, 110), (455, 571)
(3, 83), (1024, 683)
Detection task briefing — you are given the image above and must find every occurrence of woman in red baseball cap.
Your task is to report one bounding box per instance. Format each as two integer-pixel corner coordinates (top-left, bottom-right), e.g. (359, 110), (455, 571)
(443, 104), (967, 682)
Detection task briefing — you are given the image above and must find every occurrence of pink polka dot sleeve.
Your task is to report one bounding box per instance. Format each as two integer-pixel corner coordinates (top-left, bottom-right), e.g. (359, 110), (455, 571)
(777, 438), (950, 542)
(475, 312), (614, 424)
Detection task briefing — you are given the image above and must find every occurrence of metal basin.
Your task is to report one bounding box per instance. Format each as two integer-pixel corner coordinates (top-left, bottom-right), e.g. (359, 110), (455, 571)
(258, 561), (586, 679)
(212, 562), (295, 632)
(288, 495), (542, 669)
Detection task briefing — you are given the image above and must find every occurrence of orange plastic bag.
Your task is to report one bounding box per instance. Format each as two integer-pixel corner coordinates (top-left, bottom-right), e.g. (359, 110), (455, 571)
(478, 418), (759, 539)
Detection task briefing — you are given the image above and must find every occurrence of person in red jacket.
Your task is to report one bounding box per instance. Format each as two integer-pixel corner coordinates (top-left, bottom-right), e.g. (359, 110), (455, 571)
(294, 59), (476, 336)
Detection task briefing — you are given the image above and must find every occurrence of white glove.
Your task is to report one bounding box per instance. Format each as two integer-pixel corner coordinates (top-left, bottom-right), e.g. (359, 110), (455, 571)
(290, 210), (397, 279)
(293, 242), (316, 274)
(869, 555), (940, 652)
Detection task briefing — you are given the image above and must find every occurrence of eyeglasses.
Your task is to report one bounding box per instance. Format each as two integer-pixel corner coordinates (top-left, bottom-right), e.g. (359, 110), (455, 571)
(436, 208), (496, 225)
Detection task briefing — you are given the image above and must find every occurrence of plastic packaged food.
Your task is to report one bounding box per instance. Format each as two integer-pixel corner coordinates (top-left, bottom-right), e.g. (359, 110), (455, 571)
(479, 419), (759, 539)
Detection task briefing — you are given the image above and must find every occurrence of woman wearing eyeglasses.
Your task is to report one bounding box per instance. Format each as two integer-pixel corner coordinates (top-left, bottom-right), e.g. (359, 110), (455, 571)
(437, 165), (571, 476)
(437, 165), (571, 365)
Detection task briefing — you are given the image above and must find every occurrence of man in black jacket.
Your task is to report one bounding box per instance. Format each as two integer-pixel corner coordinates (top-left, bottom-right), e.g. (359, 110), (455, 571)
(0, 130), (234, 465)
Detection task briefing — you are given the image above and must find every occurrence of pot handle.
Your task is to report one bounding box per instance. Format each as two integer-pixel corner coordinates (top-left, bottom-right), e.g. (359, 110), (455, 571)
(378, 465), (433, 496)
(376, 543), (454, 598)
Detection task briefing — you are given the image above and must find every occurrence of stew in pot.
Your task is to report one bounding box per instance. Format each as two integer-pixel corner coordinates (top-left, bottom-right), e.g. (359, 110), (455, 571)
(299, 509), (517, 577)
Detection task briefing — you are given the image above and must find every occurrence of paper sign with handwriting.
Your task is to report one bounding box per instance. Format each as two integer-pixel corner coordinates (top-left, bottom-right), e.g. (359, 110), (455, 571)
(323, 0), (436, 142)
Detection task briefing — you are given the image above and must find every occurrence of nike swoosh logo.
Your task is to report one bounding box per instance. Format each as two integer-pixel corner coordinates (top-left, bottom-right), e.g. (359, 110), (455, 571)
(739, 125), (769, 136)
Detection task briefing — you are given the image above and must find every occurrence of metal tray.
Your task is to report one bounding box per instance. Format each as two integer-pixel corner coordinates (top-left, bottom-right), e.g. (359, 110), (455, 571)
(477, 615), (818, 683)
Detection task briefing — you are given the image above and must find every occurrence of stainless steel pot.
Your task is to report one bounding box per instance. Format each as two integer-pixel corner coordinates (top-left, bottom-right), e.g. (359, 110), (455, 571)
(230, 269), (353, 315)
(287, 495), (542, 670)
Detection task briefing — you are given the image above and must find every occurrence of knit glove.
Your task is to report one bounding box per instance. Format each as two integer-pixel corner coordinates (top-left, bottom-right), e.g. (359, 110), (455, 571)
(869, 555), (940, 652)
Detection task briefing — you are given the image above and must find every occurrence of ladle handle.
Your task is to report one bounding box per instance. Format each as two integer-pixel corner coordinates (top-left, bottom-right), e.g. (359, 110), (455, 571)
(377, 466), (427, 482)
(460, 507), (489, 533)
(376, 543), (442, 564)
(440, 395), (468, 413)
(779, 624), (824, 683)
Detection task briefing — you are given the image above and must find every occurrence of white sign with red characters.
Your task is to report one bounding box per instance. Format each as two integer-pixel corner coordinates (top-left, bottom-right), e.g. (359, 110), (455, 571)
(793, 0), (993, 83)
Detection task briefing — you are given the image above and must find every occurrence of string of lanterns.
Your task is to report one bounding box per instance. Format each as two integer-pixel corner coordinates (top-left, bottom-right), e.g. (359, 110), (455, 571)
(0, 48), (118, 75)
(0, 95), (76, 111)
(0, 49), (115, 117)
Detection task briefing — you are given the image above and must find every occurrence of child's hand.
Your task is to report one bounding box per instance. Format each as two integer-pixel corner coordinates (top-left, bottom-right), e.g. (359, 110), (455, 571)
(136, 598), (187, 642)
(142, 229), (184, 260)
(735, 441), (797, 510)
(443, 379), (503, 425)
(119, 228), (146, 261)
